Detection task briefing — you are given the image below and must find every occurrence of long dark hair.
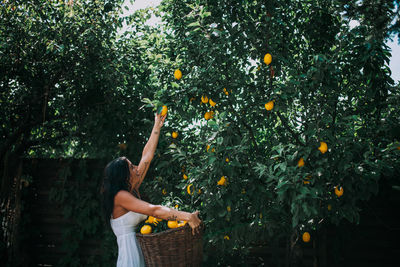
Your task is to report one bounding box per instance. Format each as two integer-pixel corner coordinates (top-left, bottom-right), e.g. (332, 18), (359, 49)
(102, 157), (130, 226)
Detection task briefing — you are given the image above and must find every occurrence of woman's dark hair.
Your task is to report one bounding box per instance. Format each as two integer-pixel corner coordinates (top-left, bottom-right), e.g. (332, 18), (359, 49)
(102, 157), (130, 226)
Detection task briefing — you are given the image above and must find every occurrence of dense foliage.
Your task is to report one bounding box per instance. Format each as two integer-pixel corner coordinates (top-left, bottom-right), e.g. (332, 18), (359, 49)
(1, 0), (400, 266)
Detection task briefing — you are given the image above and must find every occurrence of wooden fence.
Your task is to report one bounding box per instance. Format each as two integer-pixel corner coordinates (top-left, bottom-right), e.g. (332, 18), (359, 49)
(16, 159), (400, 266)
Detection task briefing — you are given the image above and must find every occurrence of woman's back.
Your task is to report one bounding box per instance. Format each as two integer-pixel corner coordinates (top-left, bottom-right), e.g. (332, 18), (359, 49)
(111, 211), (147, 267)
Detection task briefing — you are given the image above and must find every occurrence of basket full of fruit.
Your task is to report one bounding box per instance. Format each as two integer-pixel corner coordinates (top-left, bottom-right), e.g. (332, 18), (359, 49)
(136, 215), (203, 267)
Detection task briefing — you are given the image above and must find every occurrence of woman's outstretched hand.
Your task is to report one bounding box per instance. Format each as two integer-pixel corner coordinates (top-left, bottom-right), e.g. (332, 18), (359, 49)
(154, 112), (166, 129)
(188, 211), (202, 235)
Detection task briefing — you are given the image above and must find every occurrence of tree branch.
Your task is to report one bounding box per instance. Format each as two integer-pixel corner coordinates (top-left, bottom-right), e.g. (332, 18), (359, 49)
(276, 111), (304, 146)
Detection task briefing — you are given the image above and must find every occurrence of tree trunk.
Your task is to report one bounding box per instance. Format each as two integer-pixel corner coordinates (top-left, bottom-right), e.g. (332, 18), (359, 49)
(0, 152), (23, 266)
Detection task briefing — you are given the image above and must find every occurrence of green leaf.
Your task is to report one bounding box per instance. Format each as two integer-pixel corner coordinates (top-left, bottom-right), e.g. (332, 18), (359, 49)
(188, 21), (200, 27)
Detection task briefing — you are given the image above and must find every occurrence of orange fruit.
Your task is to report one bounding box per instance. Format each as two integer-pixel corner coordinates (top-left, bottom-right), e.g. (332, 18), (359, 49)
(174, 69), (182, 80)
(209, 99), (216, 107)
(187, 183), (194, 195)
(177, 221), (187, 227)
(140, 225), (152, 234)
(204, 111), (211, 120)
(162, 188), (167, 195)
(183, 174), (188, 180)
(167, 220), (178, 228)
(264, 53), (272, 65)
(303, 175), (311, 184)
(297, 157), (305, 167)
(265, 101), (274, 111)
(225, 157), (229, 162)
(201, 95), (209, 104)
(172, 131), (178, 139)
(217, 176), (227, 186)
(223, 88), (229, 95)
(160, 105), (168, 116)
(227, 206), (231, 212)
(318, 141), (328, 154)
(302, 232), (310, 242)
(335, 186), (344, 197)
(146, 216), (160, 225)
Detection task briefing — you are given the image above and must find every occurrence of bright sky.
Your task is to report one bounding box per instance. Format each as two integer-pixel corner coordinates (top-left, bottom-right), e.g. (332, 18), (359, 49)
(122, 0), (400, 83)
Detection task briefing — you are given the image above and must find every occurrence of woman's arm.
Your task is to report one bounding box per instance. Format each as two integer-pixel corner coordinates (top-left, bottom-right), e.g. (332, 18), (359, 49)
(115, 190), (201, 235)
(135, 113), (165, 189)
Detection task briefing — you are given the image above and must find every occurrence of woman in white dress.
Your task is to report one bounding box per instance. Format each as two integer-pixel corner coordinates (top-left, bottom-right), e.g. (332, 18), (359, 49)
(102, 112), (202, 267)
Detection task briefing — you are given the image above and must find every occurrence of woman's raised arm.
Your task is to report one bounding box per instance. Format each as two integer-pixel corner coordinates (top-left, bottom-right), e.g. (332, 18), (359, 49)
(134, 113), (166, 190)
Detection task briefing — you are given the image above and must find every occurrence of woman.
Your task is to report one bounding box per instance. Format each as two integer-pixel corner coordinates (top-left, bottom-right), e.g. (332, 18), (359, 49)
(102, 112), (201, 267)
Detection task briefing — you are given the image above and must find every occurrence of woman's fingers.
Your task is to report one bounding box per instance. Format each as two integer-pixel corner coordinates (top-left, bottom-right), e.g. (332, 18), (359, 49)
(190, 211), (201, 235)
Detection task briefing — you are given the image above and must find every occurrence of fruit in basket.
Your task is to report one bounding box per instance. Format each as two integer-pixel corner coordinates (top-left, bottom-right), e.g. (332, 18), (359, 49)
(167, 220), (178, 228)
(140, 225), (152, 234)
(146, 216), (161, 225)
(177, 221), (187, 227)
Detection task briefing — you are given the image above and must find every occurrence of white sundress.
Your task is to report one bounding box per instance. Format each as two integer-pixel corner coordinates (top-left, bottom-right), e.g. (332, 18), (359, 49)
(111, 211), (147, 267)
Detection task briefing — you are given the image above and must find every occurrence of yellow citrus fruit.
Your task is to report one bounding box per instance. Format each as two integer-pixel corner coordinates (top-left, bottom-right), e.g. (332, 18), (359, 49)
(217, 176), (227, 186)
(302, 232), (310, 242)
(335, 186), (344, 197)
(172, 131), (178, 139)
(174, 69), (182, 80)
(177, 221), (187, 227)
(187, 183), (194, 195)
(224, 235), (230, 240)
(209, 99), (216, 107)
(160, 105), (168, 116)
(167, 220), (178, 228)
(223, 88), (229, 95)
(264, 53), (272, 65)
(140, 225), (152, 234)
(225, 157), (229, 162)
(162, 188), (167, 195)
(146, 216), (160, 225)
(204, 111), (211, 120)
(298, 157), (305, 167)
(201, 95), (209, 103)
(183, 174), (188, 180)
(265, 101), (274, 111)
(318, 141), (328, 154)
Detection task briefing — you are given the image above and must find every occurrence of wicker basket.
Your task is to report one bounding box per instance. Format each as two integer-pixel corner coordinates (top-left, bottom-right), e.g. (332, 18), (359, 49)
(136, 224), (203, 267)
